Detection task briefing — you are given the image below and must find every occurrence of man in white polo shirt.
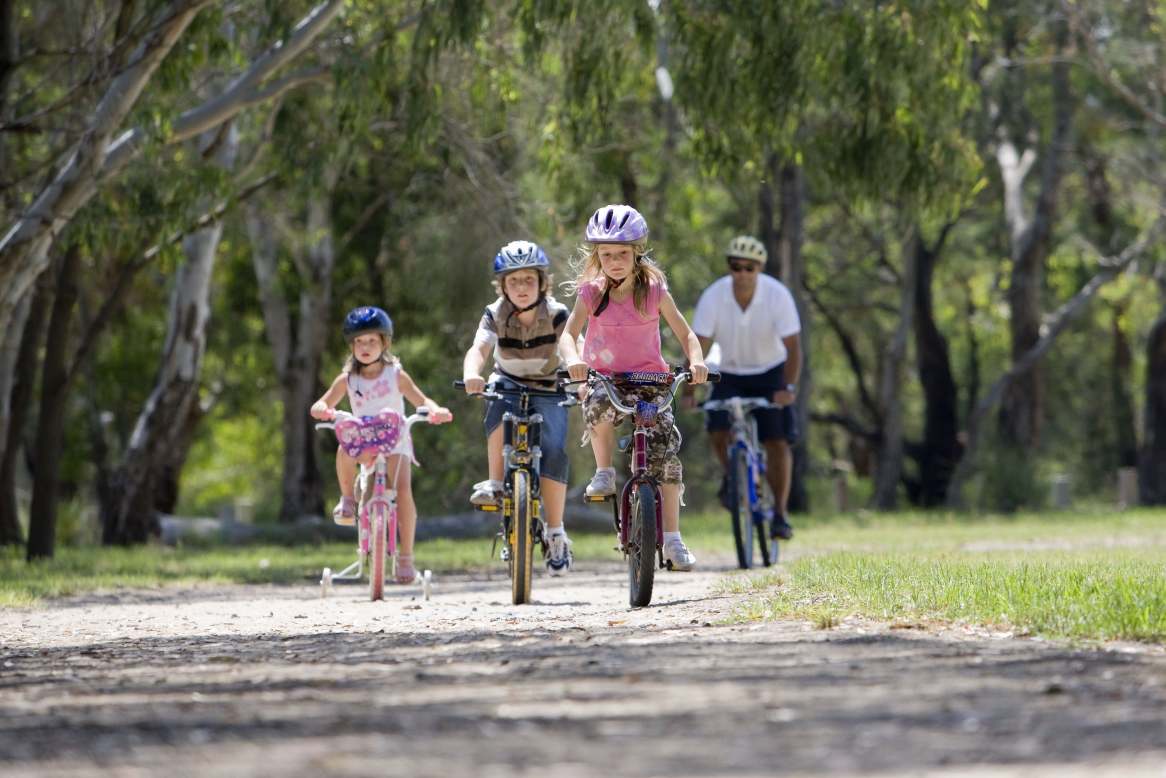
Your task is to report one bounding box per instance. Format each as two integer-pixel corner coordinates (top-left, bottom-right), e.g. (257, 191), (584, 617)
(690, 235), (801, 540)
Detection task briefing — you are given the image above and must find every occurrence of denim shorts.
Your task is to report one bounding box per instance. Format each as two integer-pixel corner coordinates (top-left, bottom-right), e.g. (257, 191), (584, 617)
(483, 378), (569, 483)
(705, 363), (799, 444)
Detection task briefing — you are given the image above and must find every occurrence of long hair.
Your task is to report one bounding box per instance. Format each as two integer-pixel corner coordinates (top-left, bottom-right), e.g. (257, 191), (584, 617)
(563, 239), (667, 318)
(343, 333), (398, 376)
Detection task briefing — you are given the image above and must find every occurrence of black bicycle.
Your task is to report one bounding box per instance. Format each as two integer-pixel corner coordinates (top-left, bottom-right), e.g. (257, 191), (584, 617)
(455, 379), (574, 604)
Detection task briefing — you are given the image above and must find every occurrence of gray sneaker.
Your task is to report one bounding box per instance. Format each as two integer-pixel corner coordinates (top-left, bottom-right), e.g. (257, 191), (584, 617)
(470, 479), (502, 506)
(545, 532), (573, 576)
(585, 468), (617, 497)
(663, 538), (696, 571)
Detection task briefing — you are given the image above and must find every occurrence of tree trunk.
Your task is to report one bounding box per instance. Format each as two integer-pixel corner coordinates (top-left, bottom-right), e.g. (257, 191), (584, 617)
(872, 231), (919, 509)
(26, 246), (81, 560)
(1111, 304), (1138, 470)
(0, 287), (45, 546)
(1140, 314), (1166, 504)
(247, 178), (336, 522)
(776, 160), (810, 512)
(910, 228), (962, 506)
(996, 19), (1072, 452)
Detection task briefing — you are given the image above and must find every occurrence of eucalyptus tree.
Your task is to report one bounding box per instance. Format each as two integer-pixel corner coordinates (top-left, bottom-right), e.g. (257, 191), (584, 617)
(0, 2), (344, 547)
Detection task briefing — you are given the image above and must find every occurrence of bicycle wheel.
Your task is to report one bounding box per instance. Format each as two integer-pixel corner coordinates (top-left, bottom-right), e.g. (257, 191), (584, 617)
(729, 447), (753, 569)
(510, 469), (533, 605)
(628, 482), (657, 608)
(369, 503), (386, 601)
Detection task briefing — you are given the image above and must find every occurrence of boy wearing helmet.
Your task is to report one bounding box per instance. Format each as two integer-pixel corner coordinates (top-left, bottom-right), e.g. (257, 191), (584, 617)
(690, 236), (801, 540)
(462, 241), (574, 576)
(311, 306), (453, 583)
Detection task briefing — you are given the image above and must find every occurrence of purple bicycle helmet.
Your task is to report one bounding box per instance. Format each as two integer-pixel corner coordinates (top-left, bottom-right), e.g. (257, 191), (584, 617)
(342, 306), (393, 341)
(493, 240), (550, 275)
(585, 204), (648, 243)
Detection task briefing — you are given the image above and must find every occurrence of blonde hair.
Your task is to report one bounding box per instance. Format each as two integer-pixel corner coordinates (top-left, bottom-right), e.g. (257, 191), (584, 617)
(343, 333), (399, 375)
(563, 240), (667, 318)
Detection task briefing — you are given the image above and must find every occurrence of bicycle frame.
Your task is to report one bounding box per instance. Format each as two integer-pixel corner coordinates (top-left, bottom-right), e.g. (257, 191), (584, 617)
(315, 408), (431, 589)
(705, 397), (775, 520)
(457, 378), (573, 604)
(587, 370), (691, 562)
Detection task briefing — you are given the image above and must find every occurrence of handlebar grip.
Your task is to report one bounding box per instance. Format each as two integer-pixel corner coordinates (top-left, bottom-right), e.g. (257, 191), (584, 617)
(707, 371), (721, 383)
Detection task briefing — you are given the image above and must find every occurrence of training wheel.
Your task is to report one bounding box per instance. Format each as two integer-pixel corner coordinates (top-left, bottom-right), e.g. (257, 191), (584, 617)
(422, 569), (432, 600)
(320, 567), (333, 597)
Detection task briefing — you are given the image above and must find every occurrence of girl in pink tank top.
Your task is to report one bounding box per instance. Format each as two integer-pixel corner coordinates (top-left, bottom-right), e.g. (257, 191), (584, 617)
(559, 204), (710, 572)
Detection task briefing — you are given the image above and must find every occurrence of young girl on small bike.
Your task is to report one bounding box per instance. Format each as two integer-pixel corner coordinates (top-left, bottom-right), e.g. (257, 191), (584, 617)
(559, 204), (709, 571)
(311, 306), (452, 583)
(462, 240), (574, 575)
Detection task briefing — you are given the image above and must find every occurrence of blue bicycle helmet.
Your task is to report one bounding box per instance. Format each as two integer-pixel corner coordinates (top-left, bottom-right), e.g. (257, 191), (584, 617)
(493, 240), (550, 275)
(342, 306), (393, 341)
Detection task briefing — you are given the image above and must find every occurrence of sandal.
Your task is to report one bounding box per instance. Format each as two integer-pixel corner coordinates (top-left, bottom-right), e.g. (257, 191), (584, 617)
(332, 496), (357, 526)
(395, 554), (417, 584)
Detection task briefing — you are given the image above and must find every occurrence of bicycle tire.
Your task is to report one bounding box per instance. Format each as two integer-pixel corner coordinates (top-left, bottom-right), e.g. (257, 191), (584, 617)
(370, 503), (386, 601)
(756, 481), (774, 567)
(729, 447), (753, 569)
(510, 469), (533, 605)
(628, 482), (657, 608)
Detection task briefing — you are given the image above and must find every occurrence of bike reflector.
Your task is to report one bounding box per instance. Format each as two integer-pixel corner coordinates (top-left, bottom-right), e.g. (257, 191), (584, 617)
(635, 400), (659, 426)
(335, 409), (404, 457)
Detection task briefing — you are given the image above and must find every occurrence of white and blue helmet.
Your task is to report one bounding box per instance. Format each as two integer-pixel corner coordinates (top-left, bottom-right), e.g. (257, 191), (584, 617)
(493, 240), (550, 276)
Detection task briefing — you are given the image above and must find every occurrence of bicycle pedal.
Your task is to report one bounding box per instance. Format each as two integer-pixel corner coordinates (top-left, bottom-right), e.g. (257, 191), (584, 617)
(585, 494), (612, 503)
(475, 504), (500, 512)
(500, 547), (511, 562)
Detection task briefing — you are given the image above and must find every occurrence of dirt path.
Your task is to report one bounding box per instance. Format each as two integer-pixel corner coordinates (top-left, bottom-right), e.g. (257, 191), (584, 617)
(2, 558), (1165, 777)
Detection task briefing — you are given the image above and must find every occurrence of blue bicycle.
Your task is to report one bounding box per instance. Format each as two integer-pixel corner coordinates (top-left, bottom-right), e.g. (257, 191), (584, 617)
(703, 397), (776, 568)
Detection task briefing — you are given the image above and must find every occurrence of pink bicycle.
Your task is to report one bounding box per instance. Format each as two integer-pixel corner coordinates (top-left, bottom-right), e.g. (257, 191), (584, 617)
(315, 408), (436, 601)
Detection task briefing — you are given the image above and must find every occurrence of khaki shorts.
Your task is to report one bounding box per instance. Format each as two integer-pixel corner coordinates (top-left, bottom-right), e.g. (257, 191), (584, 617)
(582, 382), (683, 484)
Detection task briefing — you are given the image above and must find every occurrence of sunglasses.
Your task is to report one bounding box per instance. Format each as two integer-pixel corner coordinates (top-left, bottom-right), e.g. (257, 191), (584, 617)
(728, 261), (759, 273)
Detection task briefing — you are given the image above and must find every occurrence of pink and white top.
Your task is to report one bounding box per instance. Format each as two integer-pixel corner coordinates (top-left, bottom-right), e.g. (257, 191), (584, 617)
(579, 279), (669, 375)
(345, 362), (413, 459)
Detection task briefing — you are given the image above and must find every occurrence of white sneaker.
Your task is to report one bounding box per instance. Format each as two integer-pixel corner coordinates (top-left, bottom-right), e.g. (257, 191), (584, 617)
(545, 532), (573, 576)
(663, 538), (696, 571)
(470, 479), (503, 506)
(585, 468), (617, 497)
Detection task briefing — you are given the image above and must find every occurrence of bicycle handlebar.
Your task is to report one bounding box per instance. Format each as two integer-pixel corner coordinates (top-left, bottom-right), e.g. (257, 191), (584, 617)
(701, 397), (778, 412)
(454, 379), (576, 407)
(558, 366), (721, 416)
(313, 407), (433, 432)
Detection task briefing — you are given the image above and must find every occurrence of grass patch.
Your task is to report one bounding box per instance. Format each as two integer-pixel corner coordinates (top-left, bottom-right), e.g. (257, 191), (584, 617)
(738, 511), (1166, 643)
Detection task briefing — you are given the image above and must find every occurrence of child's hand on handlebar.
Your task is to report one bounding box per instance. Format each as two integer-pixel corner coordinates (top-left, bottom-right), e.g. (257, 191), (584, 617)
(688, 362), (709, 385)
(310, 401), (335, 421)
(565, 360), (589, 382)
(427, 405), (453, 423)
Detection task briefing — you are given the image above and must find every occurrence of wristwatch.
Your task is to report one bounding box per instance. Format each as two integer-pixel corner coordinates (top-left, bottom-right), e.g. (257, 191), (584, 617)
(784, 383), (797, 394)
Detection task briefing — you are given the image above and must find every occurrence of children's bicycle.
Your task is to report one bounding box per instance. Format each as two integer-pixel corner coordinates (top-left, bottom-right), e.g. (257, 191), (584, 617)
(568, 366), (718, 608)
(455, 379), (575, 605)
(702, 397), (776, 569)
(314, 408), (436, 601)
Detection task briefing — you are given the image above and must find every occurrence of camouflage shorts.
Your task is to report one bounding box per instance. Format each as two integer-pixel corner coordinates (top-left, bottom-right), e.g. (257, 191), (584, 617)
(582, 382), (683, 484)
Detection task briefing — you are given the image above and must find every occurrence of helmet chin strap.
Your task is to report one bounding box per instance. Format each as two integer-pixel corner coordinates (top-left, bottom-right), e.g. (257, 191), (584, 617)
(505, 293), (544, 325)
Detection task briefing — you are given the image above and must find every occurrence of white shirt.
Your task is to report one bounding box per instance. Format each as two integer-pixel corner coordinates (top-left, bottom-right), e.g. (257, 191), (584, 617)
(691, 274), (801, 375)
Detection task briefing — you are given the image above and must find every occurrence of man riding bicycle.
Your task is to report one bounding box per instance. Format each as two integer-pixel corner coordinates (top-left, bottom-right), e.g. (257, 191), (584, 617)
(689, 235), (801, 541)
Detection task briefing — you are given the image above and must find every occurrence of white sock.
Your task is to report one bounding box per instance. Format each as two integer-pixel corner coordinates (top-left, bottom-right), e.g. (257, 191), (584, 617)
(595, 466), (615, 475)
(663, 531), (682, 544)
(547, 525), (566, 537)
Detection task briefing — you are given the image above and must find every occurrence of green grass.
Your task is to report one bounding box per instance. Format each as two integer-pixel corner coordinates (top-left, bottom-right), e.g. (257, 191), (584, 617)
(726, 510), (1166, 643)
(0, 511), (735, 608)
